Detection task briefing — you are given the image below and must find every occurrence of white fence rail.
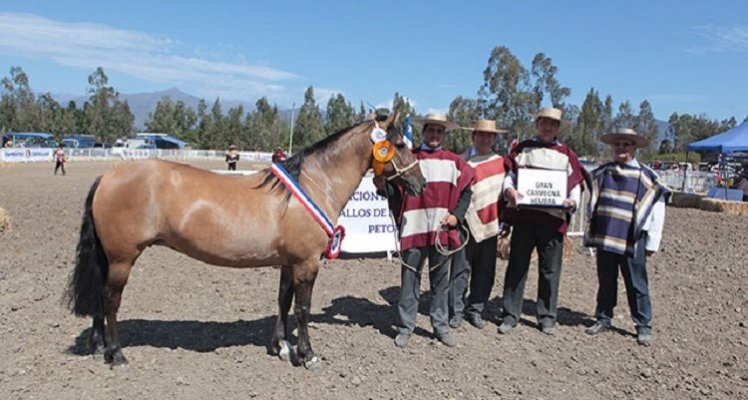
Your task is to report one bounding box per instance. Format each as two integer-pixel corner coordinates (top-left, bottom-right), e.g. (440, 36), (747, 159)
(1, 147), (273, 163)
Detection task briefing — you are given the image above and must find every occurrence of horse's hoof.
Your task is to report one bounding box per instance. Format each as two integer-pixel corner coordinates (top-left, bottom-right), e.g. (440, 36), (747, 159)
(304, 356), (322, 371)
(278, 340), (292, 362)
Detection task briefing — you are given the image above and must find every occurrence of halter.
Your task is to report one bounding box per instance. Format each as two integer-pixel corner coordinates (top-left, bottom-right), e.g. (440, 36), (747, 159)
(370, 121), (419, 182)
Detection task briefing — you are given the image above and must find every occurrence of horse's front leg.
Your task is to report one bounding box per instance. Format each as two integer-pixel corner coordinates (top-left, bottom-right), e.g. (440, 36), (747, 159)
(271, 266), (294, 361)
(293, 262), (320, 370)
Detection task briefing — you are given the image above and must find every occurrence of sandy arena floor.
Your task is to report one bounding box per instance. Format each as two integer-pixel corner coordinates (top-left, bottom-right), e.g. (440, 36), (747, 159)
(0, 159), (746, 399)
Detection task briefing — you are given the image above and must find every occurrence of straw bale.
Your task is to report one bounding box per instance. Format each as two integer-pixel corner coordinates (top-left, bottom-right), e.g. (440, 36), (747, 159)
(0, 207), (11, 233)
(670, 192), (703, 208)
(700, 198), (748, 215)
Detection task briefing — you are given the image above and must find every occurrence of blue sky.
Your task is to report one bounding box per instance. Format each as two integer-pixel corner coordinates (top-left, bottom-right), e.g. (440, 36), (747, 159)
(0, 0), (746, 121)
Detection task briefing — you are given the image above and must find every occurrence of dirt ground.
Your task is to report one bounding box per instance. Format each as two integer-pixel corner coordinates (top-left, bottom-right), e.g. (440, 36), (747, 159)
(1, 159), (747, 399)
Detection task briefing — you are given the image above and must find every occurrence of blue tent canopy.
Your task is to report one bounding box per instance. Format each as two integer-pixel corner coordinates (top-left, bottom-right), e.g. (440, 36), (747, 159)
(687, 121), (748, 153)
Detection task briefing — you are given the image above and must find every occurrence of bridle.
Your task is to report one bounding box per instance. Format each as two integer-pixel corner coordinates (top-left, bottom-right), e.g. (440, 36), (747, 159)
(369, 120), (419, 182)
(385, 156), (419, 182)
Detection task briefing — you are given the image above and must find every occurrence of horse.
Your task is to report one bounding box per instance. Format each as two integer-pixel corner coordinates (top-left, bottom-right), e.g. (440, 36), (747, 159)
(64, 111), (425, 370)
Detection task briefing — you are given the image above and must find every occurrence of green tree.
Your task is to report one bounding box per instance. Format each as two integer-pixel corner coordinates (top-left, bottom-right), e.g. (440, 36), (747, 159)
(193, 99), (212, 149)
(83, 67), (133, 143)
(613, 101), (636, 131)
(293, 86), (325, 149)
(145, 97), (197, 141)
(530, 53), (571, 109)
(478, 46), (536, 139)
(445, 96), (479, 153)
(208, 98), (228, 150)
(635, 100), (658, 157)
(570, 88), (604, 157)
(325, 93), (355, 134)
(1, 66), (39, 132)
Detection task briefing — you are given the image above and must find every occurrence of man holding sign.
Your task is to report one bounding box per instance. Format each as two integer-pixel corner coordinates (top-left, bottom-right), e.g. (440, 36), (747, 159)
(498, 107), (586, 336)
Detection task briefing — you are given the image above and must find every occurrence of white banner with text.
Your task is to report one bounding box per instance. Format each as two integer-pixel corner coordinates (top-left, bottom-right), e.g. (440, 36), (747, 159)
(338, 177), (399, 254)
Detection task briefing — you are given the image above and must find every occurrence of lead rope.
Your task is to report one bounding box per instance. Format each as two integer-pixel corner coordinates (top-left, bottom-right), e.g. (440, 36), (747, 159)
(380, 182), (469, 273)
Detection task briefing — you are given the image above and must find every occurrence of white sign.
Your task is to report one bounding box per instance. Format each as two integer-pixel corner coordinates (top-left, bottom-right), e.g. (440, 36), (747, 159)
(337, 177), (399, 253)
(517, 168), (567, 207)
(0, 148), (54, 163)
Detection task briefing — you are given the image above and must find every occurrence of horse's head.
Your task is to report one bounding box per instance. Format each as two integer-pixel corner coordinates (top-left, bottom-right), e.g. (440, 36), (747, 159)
(372, 111), (426, 196)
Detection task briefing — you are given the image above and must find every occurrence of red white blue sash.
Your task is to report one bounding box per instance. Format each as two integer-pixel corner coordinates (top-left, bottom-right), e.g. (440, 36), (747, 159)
(271, 162), (345, 259)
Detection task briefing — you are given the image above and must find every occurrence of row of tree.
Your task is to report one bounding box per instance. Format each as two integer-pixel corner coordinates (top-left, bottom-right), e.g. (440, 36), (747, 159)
(1, 46), (745, 158)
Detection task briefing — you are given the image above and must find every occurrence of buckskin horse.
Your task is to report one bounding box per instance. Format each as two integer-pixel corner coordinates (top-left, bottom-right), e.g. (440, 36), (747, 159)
(65, 111), (425, 370)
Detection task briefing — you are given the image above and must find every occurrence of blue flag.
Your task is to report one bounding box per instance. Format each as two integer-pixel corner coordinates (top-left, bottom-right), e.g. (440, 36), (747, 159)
(403, 115), (413, 149)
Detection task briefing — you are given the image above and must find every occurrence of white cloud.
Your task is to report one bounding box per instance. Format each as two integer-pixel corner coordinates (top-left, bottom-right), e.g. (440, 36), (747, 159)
(687, 24), (748, 54)
(0, 12), (300, 99)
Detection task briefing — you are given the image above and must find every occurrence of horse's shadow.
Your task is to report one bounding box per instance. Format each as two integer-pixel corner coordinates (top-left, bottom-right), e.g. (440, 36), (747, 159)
(67, 286), (405, 356)
(67, 317), (279, 356)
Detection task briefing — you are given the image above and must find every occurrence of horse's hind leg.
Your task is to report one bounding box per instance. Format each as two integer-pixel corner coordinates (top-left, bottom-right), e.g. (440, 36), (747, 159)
(292, 261), (320, 370)
(88, 316), (106, 359)
(103, 261), (133, 367)
(271, 266), (294, 361)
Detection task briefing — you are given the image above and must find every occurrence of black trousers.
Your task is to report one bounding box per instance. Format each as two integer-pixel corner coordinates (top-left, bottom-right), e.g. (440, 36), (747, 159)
(227, 162), (236, 171)
(500, 223), (564, 328)
(54, 161), (66, 175)
(594, 233), (652, 333)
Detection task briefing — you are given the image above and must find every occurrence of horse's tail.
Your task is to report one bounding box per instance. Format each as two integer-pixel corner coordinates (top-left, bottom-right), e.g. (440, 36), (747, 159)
(64, 177), (108, 317)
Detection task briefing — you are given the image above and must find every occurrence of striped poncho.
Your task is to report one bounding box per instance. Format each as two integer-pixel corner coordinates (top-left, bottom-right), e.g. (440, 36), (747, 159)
(462, 151), (505, 243)
(584, 161), (669, 257)
(399, 148), (474, 251)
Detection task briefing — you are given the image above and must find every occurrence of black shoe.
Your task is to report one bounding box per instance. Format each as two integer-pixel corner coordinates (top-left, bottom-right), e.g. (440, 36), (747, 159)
(394, 333), (410, 348)
(497, 322), (514, 334)
(448, 316), (463, 329)
(637, 332), (652, 347)
(540, 324), (556, 335)
(467, 314), (487, 329)
(585, 322), (610, 336)
(436, 332), (457, 347)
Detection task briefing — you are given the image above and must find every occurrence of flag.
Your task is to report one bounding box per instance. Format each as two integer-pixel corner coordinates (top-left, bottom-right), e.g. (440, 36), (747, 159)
(403, 115), (413, 149)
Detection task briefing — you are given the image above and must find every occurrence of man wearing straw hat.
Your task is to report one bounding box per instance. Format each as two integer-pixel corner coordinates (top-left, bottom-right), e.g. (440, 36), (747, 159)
(225, 145), (239, 171)
(374, 113), (474, 348)
(448, 119), (508, 330)
(498, 107), (586, 336)
(584, 128), (668, 346)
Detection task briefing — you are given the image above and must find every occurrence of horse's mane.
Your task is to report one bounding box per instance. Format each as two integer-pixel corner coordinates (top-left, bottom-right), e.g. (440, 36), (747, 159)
(257, 120), (371, 201)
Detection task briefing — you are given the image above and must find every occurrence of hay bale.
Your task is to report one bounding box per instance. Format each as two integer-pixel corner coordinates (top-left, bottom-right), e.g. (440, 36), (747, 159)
(700, 198), (748, 215)
(0, 207), (11, 233)
(670, 192), (703, 208)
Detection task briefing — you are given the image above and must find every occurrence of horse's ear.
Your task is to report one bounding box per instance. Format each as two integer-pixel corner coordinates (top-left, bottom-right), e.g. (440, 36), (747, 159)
(380, 110), (401, 130)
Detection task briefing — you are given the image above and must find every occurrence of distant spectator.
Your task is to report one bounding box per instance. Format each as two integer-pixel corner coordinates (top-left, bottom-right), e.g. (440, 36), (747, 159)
(736, 169), (748, 202)
(225, 145), (239, 171)
(3, 139), (12, 148)
(272, 147), (287, 163)
(54, 144), (67, 176)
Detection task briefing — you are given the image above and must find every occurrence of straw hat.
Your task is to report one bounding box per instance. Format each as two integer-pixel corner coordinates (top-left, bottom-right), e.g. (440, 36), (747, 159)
(535, 107), (563, 122)
(412, 113), (460, 131)
(600, 128), (650, 148)
(463, 119), (509, 135)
